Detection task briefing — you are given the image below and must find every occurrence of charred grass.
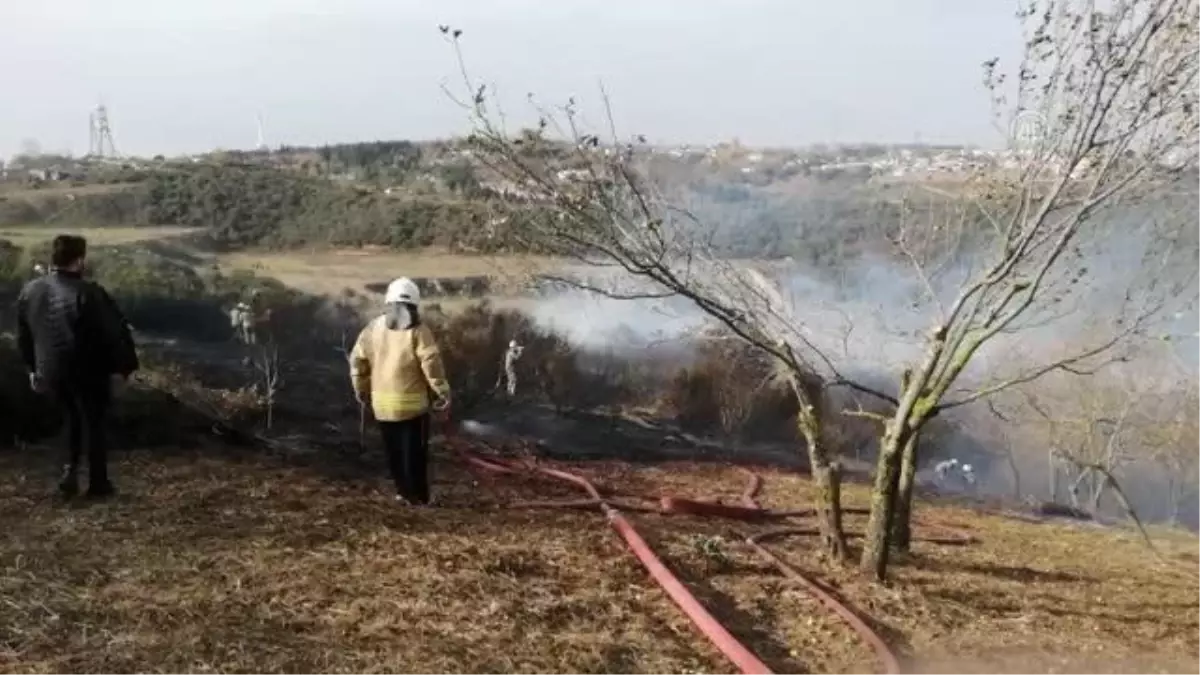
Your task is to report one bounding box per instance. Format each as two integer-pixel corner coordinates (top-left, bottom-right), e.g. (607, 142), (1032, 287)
(1, 444), (1195, 674)
(1, 301), (1195, 673)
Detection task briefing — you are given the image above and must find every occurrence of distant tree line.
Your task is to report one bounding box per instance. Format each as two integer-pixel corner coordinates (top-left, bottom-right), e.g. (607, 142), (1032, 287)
(0, 140), (978, 264)
(0, 163), (530, 253)
(143, 164), (524, 251)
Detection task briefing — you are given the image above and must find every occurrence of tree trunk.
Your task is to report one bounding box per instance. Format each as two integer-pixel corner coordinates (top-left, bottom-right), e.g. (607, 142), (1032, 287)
(1165, 476), (1179, 526)
(1048, 449), (1058, 503)
(1069, 469), (1088, 509)
(859, 427), (906, 580)
(1089, 471), (1107, 513)
(797, 403), (848, 561)
(1005, 447), (1021, 500)
(891, 432), (920, 551)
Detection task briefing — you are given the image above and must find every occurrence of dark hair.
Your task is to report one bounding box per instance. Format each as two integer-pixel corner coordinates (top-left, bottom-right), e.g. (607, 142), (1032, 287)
(51, 235), (88, 268)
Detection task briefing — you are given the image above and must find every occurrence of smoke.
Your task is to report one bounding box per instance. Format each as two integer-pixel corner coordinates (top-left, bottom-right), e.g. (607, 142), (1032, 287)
(459, 419), (501, 438)
(527, 276), (706, 352)
(521, 178), (1199, 526)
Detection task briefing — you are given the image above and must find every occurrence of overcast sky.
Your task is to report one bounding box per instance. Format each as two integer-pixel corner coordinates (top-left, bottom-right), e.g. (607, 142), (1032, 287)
(1, 0), (1023, 158)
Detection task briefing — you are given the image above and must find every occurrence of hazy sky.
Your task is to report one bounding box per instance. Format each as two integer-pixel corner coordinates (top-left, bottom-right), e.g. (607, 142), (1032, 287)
(1, 0), (1023, 158)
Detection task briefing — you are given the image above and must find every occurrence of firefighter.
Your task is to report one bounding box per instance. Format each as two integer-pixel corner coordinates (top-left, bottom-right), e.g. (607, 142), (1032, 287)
(244, 289), (264, 344)
(934, 458), (959, 485)
(229, 304), (246, 343)
(234, 301), (256, 344)
(500, 338), (524, 397)
(961, 463), (977, 489)
(349, 277), (451, 505)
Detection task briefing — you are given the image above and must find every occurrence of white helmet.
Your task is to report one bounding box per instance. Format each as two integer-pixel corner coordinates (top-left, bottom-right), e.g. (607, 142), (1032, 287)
(509, 339), (519, 348)
(961, 463), (973, 472)
(385, 277), (420, 305)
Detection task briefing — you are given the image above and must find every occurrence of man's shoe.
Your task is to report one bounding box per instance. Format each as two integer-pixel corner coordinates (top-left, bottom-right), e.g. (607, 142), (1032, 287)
(85, 481), (116, 500)
(58, 467), (79, 499)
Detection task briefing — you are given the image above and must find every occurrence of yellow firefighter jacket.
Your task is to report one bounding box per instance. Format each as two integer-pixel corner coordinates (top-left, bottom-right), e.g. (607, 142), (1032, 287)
(349, 316), (451, 422)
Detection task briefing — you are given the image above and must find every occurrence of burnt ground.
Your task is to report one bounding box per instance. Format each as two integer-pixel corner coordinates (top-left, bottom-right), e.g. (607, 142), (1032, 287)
(0, 335), (1195, 673)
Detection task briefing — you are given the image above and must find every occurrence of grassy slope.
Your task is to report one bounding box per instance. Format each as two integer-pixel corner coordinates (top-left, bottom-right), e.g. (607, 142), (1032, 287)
(1, 441), (1194, 674)
(0, 225), (202, 248)
(214, 249), (560, 298)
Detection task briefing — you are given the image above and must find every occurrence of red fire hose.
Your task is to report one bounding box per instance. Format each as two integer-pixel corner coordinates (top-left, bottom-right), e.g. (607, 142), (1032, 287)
(446, 426), (975, 675)
(649, 470), (970, 675)
(745, 533), (902, 675)
(445, 435), (772, 675)
(738, 471), (901, 673)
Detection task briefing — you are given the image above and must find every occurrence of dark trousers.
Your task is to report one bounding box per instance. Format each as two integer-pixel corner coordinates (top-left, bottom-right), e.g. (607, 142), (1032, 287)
(57, 381), (111, 487)
(379, 414), (430, 504)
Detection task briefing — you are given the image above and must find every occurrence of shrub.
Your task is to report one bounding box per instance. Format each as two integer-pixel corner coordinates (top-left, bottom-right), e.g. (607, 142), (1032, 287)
(425, 302), (545, 414)
(0, 239), (22, 286)
(0, 338), (230, 449)
(0, 188), (151, 228)
(661, 339), (800, 442)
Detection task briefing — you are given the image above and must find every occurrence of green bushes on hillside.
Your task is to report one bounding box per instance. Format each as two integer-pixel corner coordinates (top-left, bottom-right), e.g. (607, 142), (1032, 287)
(138, 164), (511, 251)
(5, 239), (226, 339)
(0, 240), (20, 281)
(0, 237), (371, 357)
(0, 157), (522, 252)
(143, 166), (316, 247)
(0, 188), (151, 228)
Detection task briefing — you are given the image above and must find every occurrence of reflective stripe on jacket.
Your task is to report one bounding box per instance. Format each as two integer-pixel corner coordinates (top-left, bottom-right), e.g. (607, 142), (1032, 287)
(349, 316), (451, 422)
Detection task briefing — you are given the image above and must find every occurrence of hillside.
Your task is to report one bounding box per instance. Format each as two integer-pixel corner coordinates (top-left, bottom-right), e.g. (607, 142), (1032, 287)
(1, 435), (1195, 674)
(0, 166), (512, 253)
(0, 138), (1196, 674)
(0, 142), (901, 263)
(0, 266), (1194, 673)
(0, 303), (1195, 673)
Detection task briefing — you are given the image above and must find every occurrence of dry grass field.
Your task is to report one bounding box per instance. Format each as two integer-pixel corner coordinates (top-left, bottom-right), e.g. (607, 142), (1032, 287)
(215, 249), (562, 298)
(0, 230), (1194, 673)
(0, 225), (203, 249)
(0, 442), (1194, 674)
(0, 227), (559, 305)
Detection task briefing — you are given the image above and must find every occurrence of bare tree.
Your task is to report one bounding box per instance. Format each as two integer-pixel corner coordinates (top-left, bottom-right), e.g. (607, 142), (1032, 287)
(252, 344), (284, 430)
(1150, 382), (1199, 525)
(440, 0), (1196, 575)
(1157, 452), (1196, 527)
(333, 327), (370, 448)
(438, 30), (907, 562)
(855, 0), (1198, 579)
(1138, 343), (1200, 526)
(989, 341), (1196, 529)
(1029, 382), (1143, 512)
(984, 400), (1025, 501)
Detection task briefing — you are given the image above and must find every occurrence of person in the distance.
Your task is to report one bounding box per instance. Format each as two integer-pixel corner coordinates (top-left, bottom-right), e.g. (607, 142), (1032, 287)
(16, 234), (139, 499)
(349, 277), (451, 505)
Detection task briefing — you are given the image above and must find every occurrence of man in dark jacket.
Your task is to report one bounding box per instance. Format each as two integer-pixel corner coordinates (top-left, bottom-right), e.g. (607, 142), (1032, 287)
(16, 235), (139, 499)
